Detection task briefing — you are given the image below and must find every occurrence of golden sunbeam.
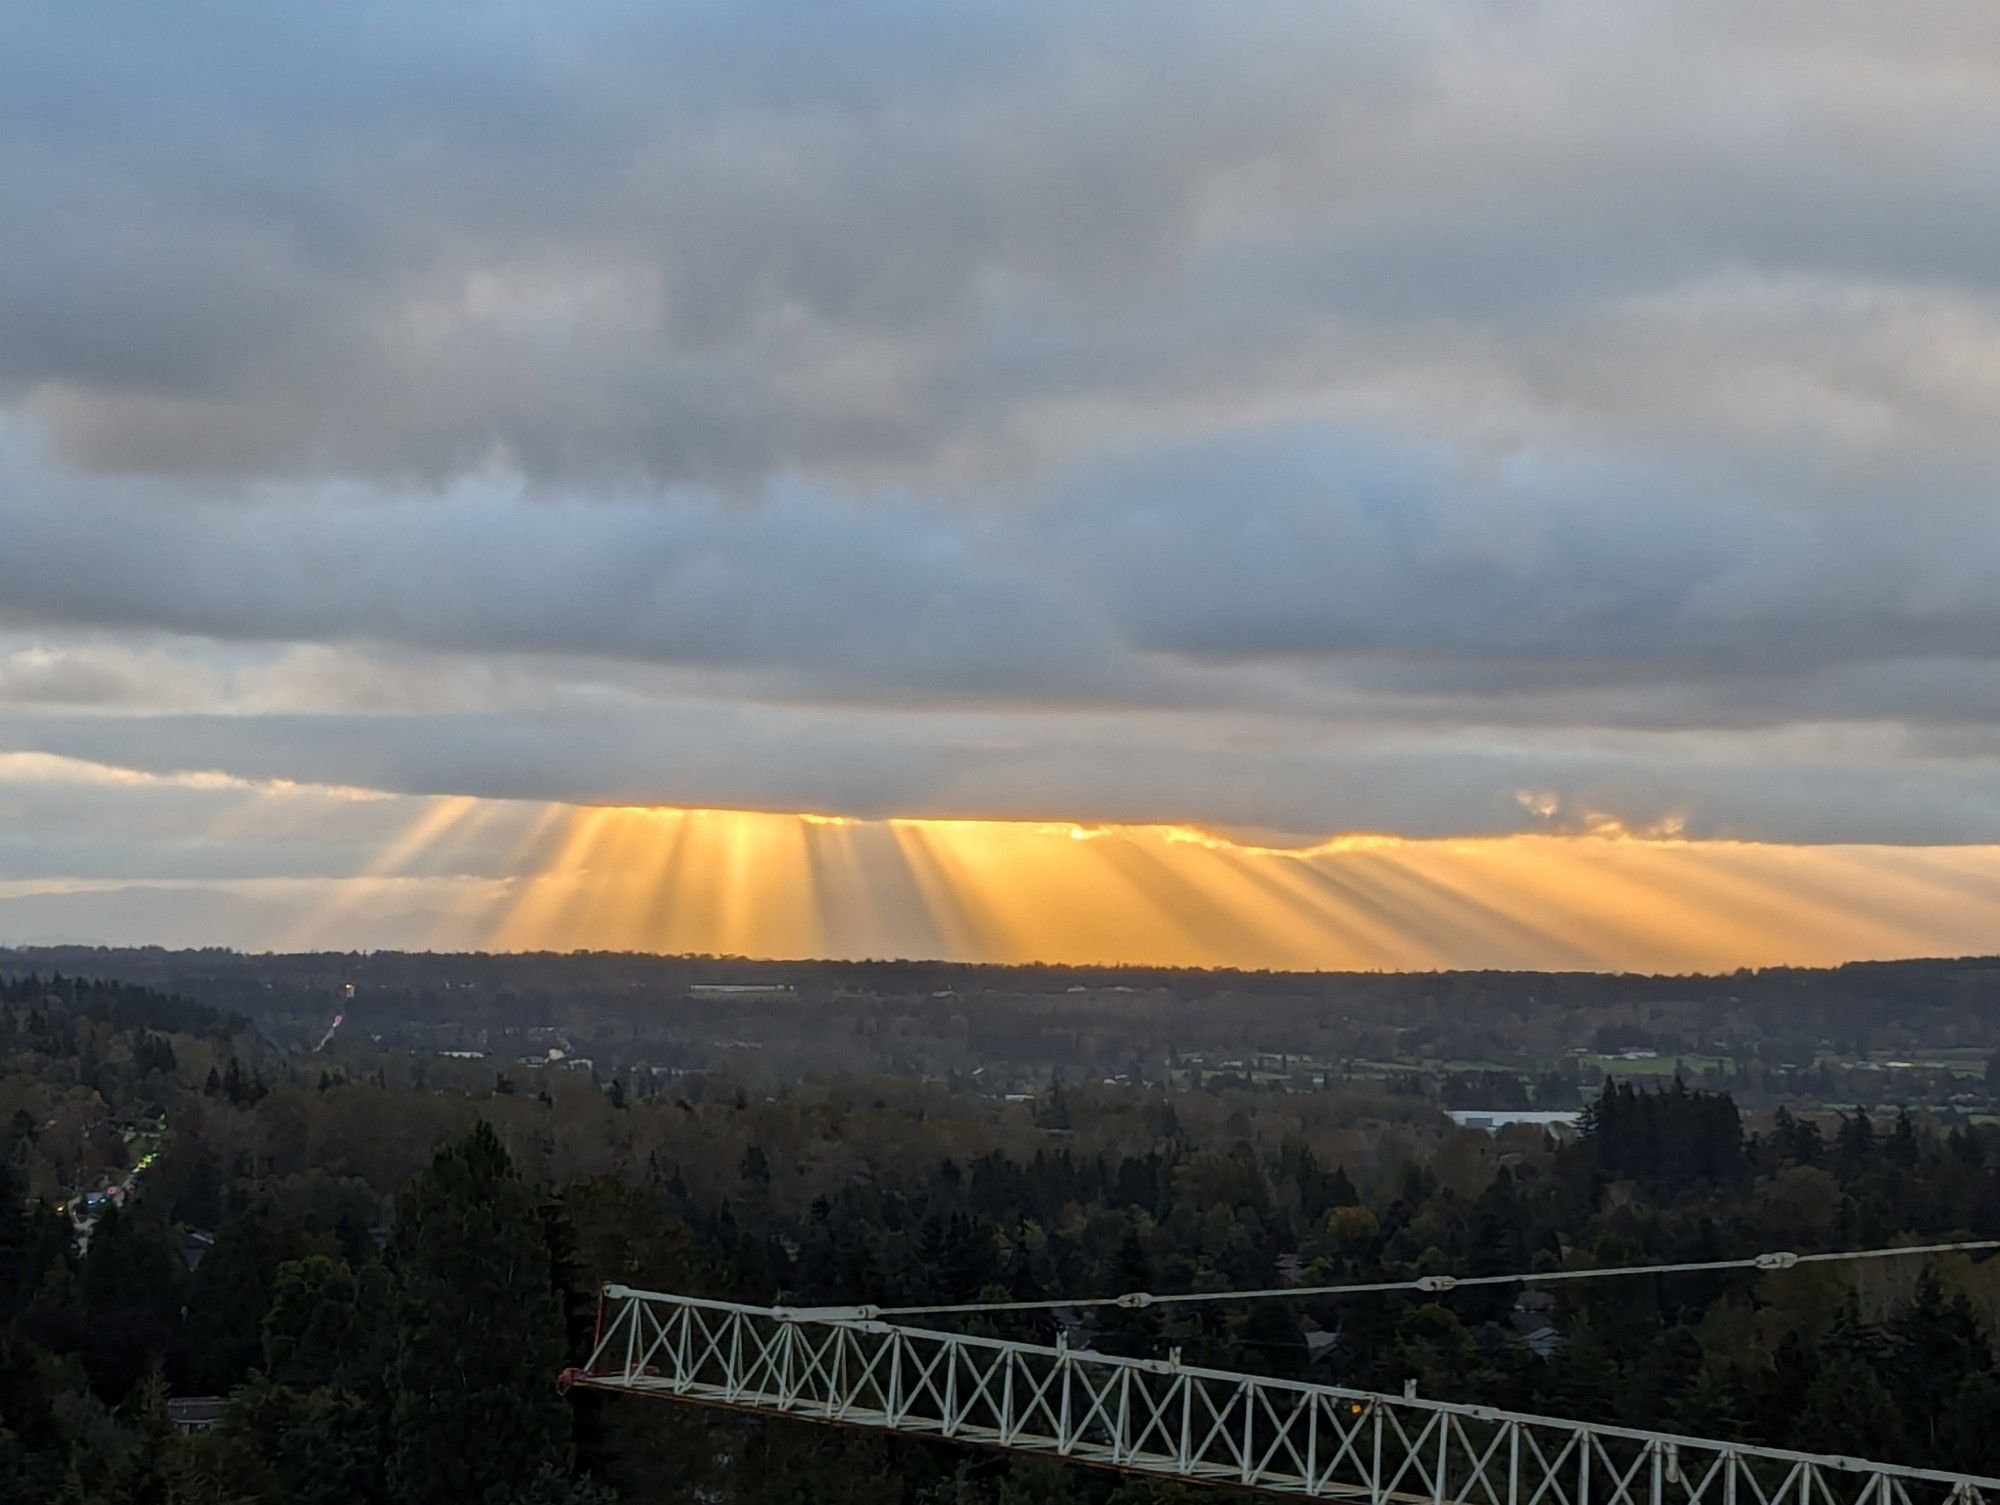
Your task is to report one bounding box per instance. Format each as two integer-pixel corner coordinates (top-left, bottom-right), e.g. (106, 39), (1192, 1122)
(451, 801), (2000, 971)
(273, 792), (484, 951)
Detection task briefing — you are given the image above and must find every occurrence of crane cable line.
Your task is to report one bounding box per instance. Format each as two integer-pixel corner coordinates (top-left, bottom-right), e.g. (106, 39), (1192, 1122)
(785, 1236), (2000, 1322)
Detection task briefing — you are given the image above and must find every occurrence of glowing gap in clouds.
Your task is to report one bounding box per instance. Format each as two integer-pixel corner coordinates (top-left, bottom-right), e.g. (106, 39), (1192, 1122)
(467, 803), (2000, 972)
(4, 751), (1998, 969)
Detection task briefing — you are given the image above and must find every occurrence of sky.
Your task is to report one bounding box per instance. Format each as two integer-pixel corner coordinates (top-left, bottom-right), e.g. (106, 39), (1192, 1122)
(6, 2), (2000, 968)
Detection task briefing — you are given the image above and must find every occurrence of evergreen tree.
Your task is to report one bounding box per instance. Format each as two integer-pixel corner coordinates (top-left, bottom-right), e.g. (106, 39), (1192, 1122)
(389, 1123), (577, 1505)
(0, 1163), (25, 1322)
(998, 1456), (1099, 1505)
(262, 1255), (367, 1388)
(1094, 1221), (1156, 1357)
(18, 1199), (73, 1305)
(184, 1209), (319, 1393)
(1836, 1110), (1876, 1176)
(1888, 1271), (1989, 1449)
(216, 1372), (388, 1505)
(1325, 1165), (1360, 1208)
(102, 1370), (203, 1504)
(80, 1205), (183, 1323)
(1671, 1361), (1747, 1440)
(171, 1150), (224, 1230)
(1795, 1353), (1904, 1462)
(0, 1335), (63, 1460)
(1939, 1370), (2000, 1475)
(1540, 1321), (1619, 1422)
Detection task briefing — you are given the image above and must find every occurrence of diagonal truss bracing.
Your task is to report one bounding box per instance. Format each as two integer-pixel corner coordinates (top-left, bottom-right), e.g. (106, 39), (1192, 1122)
(566, 1287), (1999, 1504)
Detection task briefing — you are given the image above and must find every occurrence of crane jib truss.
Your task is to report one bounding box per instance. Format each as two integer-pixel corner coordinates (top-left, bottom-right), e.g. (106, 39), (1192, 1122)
(563, 1286), (1999, 1504)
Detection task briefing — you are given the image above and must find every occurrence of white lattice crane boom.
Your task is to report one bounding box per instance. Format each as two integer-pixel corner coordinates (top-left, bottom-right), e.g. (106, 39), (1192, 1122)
(565, 1287), (1999, 1504)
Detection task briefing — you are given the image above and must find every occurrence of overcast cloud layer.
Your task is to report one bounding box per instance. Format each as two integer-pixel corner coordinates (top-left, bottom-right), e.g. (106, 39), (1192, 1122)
(7, 0), (2000, 875)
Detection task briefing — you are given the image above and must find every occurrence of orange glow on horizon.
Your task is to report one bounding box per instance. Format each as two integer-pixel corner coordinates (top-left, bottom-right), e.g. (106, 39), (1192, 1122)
(328, 800), (2000, 972)
(13, 749), (1991, 968)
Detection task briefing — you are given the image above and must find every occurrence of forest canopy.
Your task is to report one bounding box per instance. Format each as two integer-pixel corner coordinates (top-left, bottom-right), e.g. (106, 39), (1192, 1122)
(2, 971), (1998, 1500)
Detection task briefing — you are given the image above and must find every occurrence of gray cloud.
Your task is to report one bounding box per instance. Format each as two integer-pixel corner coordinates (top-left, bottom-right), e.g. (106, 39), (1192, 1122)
(7, 3), (2000, 488)
(6, 428), (2000, 732)
(4, 704), (1998, 848)
(3, 2), (2000, 853)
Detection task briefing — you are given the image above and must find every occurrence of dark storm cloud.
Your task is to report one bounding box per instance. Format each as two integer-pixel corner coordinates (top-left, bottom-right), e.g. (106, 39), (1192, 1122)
(5, 2), (2000, 844)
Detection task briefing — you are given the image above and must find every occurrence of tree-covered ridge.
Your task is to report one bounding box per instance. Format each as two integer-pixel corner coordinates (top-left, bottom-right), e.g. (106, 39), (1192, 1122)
(8, 946), (2000, 1116)
(0, 973), (246, 1041)
(1, 1124), (606, 1504)
(0, 975), (260, 1208)
(1, 973), (1998, 1500)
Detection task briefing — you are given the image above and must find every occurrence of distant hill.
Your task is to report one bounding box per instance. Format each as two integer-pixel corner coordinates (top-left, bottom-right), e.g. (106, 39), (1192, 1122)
(4, 946), (1997, 1112)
